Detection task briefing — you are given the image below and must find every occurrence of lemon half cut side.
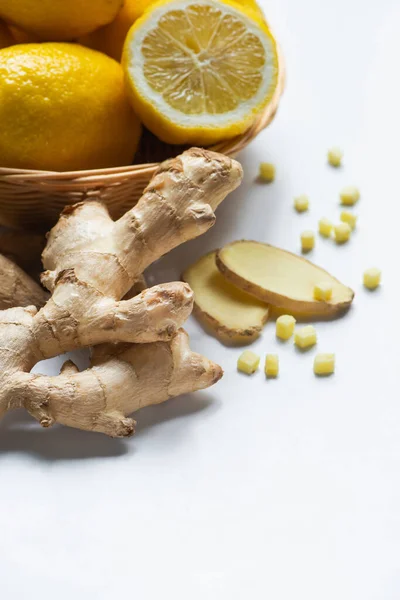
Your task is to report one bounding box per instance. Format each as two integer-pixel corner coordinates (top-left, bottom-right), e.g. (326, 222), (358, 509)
(123, 0), (279, 145)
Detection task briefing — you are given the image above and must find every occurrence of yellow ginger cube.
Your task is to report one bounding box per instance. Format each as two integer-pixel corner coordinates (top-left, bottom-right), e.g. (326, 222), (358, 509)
(318, 218), (333, 237)
(340, 186), (360, 206)
(340, 211), (357, 230)
(327, 147), (343, 167)
(301, 230), (315, 252)
(294, 195), (309, 212)
(259, 162), (275, 183)
(265, 354), (279, 378)
(314, 353), (335, 375)
(363, 268), (381, 290)
(294, 325), (317, 349)
(334, 222), (351, 243)
(276, 315), (296, 340)
(314, 282), (333, 301)
(237, 350), (260, 374)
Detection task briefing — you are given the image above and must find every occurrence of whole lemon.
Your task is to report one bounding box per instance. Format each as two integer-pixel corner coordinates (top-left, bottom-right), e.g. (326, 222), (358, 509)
(0, 20), (13, 49)
(81, 0), (264, 62)
(80, 0), (156, 61)
(0, 0), (123, 41)
(0, 44), (141, 171)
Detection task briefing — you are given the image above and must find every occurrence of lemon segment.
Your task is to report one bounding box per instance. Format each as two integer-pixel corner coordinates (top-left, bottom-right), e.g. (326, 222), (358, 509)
(122, 0), (279, 145)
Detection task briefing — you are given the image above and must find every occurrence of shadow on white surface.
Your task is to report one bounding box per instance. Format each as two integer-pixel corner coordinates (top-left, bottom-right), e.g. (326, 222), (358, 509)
(0, 392), (219, 461)
(135, 391), (220, 436)
(0, 411), (128, 461)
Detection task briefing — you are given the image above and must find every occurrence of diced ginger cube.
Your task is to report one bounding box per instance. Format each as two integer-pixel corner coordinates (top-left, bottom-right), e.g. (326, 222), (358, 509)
(314, 353), (335, 375)
(334, 222), (351, 243)
(294, 325), (317, 349)
(318, 218), (333, 237)
(327, 147), (343, 167)
(259, 162), (275, 183)
(363, 268), (381, 290)
(265, 354), (279, 378)
(276, 315), (296, 340)
(314, 282), (333, 301)
(340, 211), (357, 230)
(237, 350), (260, 374)
(294, 195), (309, 212)
(340, 186), (360, 206)
(301, 230), (315, 252)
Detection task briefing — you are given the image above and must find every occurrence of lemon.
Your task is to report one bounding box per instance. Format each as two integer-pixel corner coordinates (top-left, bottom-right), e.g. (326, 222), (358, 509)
(0, 20), (12, 49)
(0, 43), (141, 171)
(80, 0), (155, 61)
(81, 0), (264, 62)
(231, 0), (265, 19)
(0, 0), (123, 41)
(122, 0), (278, 145)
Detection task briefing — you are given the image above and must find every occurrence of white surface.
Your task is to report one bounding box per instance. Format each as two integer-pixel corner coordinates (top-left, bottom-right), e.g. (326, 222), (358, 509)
(1, 1), (399, 598)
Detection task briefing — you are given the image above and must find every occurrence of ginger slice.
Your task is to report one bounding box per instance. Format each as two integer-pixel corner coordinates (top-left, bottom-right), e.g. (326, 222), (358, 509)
(216, 241), (354, 316)
(183, 251), (269, 344)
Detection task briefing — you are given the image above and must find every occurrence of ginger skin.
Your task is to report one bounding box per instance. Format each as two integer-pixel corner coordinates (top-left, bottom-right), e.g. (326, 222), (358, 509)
(0, 148), (243, 437)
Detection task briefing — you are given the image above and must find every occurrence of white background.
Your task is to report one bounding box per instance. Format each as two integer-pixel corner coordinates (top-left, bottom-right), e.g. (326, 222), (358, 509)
(1, 0), (399, 597)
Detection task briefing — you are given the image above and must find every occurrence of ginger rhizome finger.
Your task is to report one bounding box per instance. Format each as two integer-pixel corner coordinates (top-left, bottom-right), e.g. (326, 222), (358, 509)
(0, 148), (242, 436)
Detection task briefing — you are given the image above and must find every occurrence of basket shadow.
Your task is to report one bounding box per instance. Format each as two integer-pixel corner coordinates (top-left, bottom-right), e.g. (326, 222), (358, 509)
(0, 392), (218, 461)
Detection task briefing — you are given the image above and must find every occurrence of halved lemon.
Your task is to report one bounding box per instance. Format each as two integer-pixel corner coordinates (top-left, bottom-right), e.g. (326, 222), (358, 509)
(122, 0), (279, 145)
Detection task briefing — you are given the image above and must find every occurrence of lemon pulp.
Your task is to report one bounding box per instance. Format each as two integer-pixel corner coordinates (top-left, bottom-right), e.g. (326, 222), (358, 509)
(142, 3), (267, 115)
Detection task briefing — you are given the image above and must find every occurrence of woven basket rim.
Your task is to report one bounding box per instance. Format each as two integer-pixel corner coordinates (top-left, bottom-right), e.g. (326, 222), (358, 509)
(0, 47), (285, 181)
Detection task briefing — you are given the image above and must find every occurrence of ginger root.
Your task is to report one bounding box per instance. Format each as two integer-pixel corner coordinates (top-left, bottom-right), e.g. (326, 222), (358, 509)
(0, 148), (243, 436)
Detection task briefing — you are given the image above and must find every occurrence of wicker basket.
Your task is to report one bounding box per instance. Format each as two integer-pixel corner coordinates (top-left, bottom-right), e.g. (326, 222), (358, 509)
(0, 55), (285, 230)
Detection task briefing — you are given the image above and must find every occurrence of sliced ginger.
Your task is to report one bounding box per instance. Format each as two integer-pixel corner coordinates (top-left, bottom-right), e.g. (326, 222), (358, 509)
(183, 251), (269, 344)
(216, 240), (354, 317)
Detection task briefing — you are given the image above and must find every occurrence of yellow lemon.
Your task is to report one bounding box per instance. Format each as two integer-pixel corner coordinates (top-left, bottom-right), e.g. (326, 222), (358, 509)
(232, 0), (264, 19)
(81, 0), (264, 61)
(122, 0), (278, 145)
(0, 20), (13, 49)
(80, 0), (156, 61)
(0, 43), (141, 171)
(0, 0), (123, 41)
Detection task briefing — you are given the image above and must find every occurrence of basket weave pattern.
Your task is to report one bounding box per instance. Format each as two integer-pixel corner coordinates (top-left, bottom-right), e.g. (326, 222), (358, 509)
(0, 57), (285, 230)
